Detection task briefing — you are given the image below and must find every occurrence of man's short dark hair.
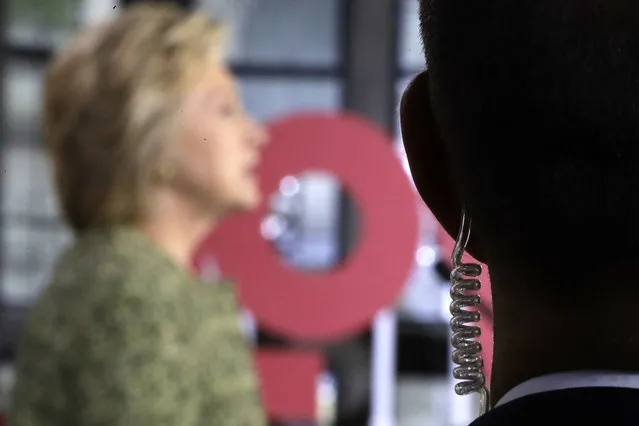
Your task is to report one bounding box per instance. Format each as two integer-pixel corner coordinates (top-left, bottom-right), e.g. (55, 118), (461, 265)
(420, 0), (639, 289)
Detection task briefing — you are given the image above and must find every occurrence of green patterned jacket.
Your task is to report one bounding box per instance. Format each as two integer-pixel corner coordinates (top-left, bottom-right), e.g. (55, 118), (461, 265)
(7, 227), (266, 426)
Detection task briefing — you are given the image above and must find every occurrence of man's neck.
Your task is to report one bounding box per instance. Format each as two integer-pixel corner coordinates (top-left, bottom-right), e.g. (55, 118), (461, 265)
(489, 314), (639, 407)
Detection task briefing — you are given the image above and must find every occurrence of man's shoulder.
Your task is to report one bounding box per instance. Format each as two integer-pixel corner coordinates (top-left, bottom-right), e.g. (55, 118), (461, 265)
(470, 387), (639, 426)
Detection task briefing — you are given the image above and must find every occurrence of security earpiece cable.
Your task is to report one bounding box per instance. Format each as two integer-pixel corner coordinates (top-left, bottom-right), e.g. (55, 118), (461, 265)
(450, 210), (490, 416)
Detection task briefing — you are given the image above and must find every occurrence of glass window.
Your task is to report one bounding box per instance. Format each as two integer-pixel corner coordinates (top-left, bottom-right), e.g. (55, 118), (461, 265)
(200, 0), (340, 67)
(4, 60), (44, 147)
(7, 0), (79, 47)
(398, 0), (425, 73)
(264, 172), (344, 271)
(2, 58), (68, 306)
(2, 60), (59, 217)
(239, 77), (342, 122)
(1, 146), (59, 218)
(1, 224), (71, 305)
(81, 0), (118, 27)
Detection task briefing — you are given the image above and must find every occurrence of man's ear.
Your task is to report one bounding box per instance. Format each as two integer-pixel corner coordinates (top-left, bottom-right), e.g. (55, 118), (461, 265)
(400, 71), (486, 262)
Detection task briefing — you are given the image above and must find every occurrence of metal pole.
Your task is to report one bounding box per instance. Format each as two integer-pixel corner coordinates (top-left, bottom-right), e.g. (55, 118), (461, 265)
(336, 3), (400, 426)
(0, 0), (8, 346)
(336, 0), (399, 261)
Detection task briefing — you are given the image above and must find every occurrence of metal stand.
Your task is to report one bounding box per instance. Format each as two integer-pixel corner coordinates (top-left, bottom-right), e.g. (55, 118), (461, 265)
(369, 309), (398, 426)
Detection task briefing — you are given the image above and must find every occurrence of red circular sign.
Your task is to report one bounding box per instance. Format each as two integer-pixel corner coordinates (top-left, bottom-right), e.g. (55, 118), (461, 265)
(196, 113), (419, 342)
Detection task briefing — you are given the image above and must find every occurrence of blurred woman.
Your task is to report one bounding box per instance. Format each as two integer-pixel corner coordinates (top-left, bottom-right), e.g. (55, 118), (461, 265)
(8, 4), (268, 426)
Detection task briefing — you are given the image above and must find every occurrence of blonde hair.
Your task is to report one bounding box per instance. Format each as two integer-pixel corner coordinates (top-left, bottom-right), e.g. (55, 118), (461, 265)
(43, 3), (227, 232)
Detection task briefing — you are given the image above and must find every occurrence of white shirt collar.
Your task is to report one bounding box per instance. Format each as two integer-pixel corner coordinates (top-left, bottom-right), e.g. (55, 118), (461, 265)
(496, 371), (639, 407)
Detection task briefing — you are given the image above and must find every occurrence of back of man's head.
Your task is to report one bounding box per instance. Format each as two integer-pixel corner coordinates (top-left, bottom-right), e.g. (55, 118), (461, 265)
(419, 0), (639, 293)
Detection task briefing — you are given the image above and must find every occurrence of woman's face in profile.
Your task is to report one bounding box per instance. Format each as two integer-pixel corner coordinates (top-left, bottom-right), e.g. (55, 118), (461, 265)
(174, 66), (268, 217)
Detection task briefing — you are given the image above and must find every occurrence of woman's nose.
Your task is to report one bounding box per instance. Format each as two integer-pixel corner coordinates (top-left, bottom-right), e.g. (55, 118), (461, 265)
(248, 119), (269, 147)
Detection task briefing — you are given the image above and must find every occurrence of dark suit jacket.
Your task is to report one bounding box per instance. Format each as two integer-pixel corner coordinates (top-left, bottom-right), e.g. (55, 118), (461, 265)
(470, 387), (639, 425)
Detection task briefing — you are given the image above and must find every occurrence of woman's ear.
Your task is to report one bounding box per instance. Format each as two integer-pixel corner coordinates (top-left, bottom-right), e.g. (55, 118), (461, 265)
(400, 71), (486, 262)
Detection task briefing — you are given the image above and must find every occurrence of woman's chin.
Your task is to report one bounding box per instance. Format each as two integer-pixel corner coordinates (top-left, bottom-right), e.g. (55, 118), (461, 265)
(233, 188), (262, 212)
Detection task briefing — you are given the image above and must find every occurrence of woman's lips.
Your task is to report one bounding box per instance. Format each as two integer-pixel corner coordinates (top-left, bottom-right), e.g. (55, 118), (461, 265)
(245, 162), (259, 179)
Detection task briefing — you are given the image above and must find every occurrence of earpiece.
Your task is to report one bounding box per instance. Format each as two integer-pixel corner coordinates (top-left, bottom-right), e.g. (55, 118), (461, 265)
(450, 210), (490, 416)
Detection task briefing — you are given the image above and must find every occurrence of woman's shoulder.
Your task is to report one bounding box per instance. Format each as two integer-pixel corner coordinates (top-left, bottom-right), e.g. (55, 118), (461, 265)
(53, 228), (193, 295)
(24, 249), (200, 359)
(29, 227), (241, 343)
(25, 233), (198, 348)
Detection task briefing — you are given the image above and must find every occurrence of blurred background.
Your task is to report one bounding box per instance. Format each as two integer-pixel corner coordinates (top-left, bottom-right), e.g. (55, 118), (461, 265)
(0, 0), (482, 425)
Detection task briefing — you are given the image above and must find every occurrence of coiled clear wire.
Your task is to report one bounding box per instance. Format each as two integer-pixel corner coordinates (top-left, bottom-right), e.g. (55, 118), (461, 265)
(449, 211), (490, 415)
